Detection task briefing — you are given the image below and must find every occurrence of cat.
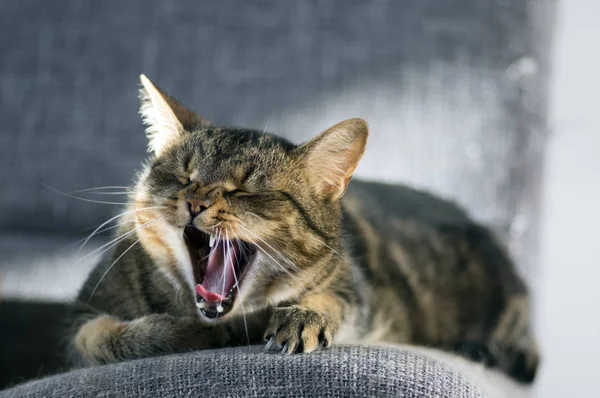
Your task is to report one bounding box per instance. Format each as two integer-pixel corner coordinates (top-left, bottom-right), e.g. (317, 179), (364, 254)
(68, 74), (539, 383)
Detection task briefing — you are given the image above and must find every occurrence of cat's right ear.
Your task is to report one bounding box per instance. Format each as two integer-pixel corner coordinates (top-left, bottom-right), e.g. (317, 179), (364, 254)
(139, 74), (210, 156)
(298, 118), (369, 201)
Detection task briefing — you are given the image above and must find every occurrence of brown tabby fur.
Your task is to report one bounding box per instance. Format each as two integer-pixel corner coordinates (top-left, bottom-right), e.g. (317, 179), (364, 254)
(69, 75), (539, 383)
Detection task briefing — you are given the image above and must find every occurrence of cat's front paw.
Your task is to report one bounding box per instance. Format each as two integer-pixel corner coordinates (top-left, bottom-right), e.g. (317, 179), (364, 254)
(264, 306), (334, 354)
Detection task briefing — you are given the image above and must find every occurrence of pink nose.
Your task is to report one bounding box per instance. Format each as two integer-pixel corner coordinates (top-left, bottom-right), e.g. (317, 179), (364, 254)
(186, 197), (212, 217)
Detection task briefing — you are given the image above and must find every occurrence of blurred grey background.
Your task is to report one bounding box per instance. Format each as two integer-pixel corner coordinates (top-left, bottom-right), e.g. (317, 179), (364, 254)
(0, 0), (597, 396)
(0, 0), (551, 295)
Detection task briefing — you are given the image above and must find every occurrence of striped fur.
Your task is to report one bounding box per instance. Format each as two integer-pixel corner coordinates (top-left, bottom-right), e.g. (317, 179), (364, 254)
(68, 76), (539, 383)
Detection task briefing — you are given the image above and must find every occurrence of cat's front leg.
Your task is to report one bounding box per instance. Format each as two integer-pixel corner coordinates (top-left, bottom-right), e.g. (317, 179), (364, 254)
(72, 313), (230, 365)
(264, 293), (343, 354)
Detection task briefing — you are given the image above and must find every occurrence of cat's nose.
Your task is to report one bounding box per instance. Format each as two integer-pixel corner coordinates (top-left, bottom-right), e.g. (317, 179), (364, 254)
(186, 197), (212, 217)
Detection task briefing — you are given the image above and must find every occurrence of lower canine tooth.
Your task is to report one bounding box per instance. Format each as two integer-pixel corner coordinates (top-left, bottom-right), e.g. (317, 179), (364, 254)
(196, 302), (205, 309)
(216, 305), (224, 313)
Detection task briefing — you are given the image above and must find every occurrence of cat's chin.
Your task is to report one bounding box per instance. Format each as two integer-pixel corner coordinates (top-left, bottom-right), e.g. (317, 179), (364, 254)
(183, 226), (256, 320)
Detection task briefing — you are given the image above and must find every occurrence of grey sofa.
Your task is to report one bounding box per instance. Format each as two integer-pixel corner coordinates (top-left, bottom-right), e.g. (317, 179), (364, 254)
(0, 1), (554, 396)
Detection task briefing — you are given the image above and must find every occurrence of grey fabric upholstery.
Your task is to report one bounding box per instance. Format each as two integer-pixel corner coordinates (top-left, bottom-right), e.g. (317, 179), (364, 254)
(0, 346), (484, 398)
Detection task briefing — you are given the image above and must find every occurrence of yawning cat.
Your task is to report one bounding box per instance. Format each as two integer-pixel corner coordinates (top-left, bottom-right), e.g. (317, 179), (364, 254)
(69, 75), (539, 383)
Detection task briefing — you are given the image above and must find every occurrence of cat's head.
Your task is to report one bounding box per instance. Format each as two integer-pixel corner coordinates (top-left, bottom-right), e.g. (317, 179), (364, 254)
(133, 74), (368, 321)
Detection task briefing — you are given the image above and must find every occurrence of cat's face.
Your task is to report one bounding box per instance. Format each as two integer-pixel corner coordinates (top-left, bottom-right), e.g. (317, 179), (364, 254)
(133, 75), (368, 321)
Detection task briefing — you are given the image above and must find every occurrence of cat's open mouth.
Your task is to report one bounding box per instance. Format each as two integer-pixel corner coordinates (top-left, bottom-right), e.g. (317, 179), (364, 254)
(183, 226), (256, 319)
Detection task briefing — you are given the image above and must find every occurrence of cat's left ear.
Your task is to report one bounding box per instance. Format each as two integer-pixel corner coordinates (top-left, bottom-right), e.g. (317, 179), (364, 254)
(139, 74), (211, 156)
(299, 118), (369, 201)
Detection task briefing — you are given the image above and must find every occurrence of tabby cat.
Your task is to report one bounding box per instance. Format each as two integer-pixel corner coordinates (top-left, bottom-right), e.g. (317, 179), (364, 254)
(69, 75), (539, 383)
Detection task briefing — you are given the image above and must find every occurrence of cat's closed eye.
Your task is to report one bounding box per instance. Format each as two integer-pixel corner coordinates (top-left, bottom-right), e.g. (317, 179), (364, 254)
(176, 175), (192, 186)
(227, 188), (251, 197)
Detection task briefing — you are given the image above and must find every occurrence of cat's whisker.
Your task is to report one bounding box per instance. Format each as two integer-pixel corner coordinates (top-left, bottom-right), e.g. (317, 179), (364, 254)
(197, 252), (212, 264)
(237, 239), (250, 252)
(77, 217), (162, 264)
(215, 227), (222, 250)
(217, 228), (229, 313)
(85, 238), (141, 303)
(230, 231), (250, 345)
(67, 186), (133, 194)
(69, 219), (135, 248)
(78, 191), (134, 196)
(35, 178), (132, 205)
(77, 205), (167, 253)
(84, 215), (167, 303)
(237, 221), (336, 286)
(78, 224), (140, 261)
(236, 225), (298, 280)
(310, 236), (357, 281)
(319, 240), (349, 263)
(236, 225), (286, 262)
(237, 224), (299, 272)
(244, 212), (263, 221)
(77, 221), (150, 266)
(262, 112), (275, 134)
(290, 230), (357, 283)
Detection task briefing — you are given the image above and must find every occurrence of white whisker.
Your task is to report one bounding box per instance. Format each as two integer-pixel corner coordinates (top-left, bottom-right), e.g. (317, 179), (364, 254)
(236, 225), (298, 279)
(219, 228), (230, 310)
(35, 179), (131, 205)
(262, 112), (275, 134)
(77, 217), (161, 264)
(244, 212), (263, 221)
(78, 191), (134, 196)
(233, 235), (251, 345)
(69, 219), (134, 248)
(77, 205), (166, 253)
(86, 238), (141, 303)
(241, 213), (353, 280)
(237, 224), (299, 272)
(67, 186), (132, 194)
(317, 239), (357, 282)
(84, 215), (166, 303)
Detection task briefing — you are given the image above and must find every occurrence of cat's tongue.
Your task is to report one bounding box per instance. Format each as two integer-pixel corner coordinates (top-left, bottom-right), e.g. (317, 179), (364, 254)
(195, 241), (238, 303)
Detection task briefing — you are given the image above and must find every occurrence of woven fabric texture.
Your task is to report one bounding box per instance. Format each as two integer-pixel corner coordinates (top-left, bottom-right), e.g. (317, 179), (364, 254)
(0, 346), (485, 398)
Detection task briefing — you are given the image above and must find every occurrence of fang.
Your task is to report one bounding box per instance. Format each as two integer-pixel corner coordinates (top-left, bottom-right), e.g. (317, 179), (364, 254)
(209, 235), (216, 248)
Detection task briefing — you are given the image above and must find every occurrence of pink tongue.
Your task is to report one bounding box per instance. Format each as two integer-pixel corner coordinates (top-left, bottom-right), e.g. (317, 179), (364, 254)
(195, 284), (226, 302)
(195, 241), (238, 303)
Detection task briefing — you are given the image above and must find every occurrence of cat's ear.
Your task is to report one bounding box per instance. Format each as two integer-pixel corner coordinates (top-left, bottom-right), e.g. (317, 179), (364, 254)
(139, 74), (210, 156)
(299, 118), (369, 201)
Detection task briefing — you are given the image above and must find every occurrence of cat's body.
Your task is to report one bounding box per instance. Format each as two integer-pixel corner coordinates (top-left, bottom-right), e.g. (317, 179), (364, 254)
(69, 75), (538, 383)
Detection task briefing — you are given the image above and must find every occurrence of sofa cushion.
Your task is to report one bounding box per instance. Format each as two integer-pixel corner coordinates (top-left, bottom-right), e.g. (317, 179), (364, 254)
(0, 346), (487, 398)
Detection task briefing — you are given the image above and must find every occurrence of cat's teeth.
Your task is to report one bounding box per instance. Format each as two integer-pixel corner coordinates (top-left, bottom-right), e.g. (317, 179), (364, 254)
(216, 305), (224, 313)
(209, 235), (216, 248)
(196, 301), (205, 309)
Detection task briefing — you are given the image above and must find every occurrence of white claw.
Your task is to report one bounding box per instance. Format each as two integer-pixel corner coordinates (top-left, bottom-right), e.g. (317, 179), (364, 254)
(196, 301), (205, 309)
(216, 305), (224, 313)
(209, 235), (216, 248)
(265, 337), (275, 351)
